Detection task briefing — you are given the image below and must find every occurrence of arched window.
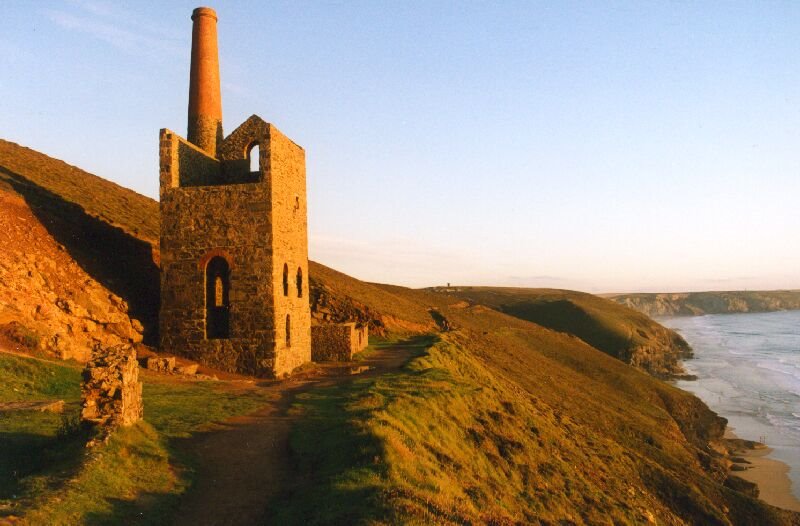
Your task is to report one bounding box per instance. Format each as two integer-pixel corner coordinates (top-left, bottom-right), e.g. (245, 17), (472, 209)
(248, 143), (260, 173)
(282, 263), (289, 296)
(296, 267), (303, 297)
(285, 314), (291, 347)
(205, 256), (230, 339)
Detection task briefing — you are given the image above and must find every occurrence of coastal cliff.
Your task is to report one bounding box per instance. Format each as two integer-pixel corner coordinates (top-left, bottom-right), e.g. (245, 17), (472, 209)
(427, 287), (694, 379)
(611, 290), (800, 317)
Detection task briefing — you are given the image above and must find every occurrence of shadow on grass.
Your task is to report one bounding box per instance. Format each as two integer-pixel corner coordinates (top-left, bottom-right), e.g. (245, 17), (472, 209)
(0, 411), (88, 513)
(265, 379), (391, 524)
(81, 492), (185, 526)
(264, 335), (437, 525)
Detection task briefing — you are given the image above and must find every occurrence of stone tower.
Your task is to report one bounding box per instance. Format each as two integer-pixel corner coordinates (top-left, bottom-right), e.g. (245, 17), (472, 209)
(158, 7), (311, 377)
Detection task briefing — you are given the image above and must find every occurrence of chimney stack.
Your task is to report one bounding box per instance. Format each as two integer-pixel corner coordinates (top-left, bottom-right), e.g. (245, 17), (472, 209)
(187, 7), (222, 157)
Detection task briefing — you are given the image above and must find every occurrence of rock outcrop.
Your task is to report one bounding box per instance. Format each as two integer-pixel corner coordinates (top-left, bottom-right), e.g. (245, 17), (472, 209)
(0, 190), (143, 361)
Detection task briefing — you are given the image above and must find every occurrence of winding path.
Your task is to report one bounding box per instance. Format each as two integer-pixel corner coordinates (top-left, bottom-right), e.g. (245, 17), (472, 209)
(170, 341), (422, 526)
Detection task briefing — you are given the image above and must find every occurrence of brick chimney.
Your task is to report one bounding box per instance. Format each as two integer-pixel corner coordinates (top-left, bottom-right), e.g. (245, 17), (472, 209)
(187, 7), (222, 157)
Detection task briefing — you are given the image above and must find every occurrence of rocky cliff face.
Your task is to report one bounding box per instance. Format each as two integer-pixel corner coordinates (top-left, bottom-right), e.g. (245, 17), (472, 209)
(623, 322), (694, 379)
(613, 291), (800, 317)
(0, 190), (142, 361)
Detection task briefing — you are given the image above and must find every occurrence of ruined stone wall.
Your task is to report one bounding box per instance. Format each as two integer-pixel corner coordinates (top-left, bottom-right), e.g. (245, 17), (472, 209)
(176, 135), (220, 187)
(266, 125), (311, 376)
(312, 323), (357, 362)
(159, 116), (311, 377)
(159, 183), (274, 373)
(311, 322), (367, 362)
(81, 344), (143, 427)
(355, 324), (369, 351)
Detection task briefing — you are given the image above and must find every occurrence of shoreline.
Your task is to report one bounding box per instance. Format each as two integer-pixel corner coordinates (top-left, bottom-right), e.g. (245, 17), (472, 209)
(723, 429), (800, 512)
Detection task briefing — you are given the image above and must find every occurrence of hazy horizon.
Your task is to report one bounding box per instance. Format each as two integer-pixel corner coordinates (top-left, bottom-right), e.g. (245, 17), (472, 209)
(3, 1), (799, 292)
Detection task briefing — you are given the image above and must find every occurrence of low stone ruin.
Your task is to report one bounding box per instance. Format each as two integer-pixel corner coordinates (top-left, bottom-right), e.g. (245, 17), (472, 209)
(311, 322), (369, 362)
(141, 353), (201, 376)
(145, 356), (176, 373)
(81, 344), (143, 428)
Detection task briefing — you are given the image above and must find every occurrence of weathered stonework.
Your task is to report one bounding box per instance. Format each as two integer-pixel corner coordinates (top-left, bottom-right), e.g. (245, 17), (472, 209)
(81, 344), (143, 427)
(160, 118), (312, 377)
(311, 323), (369, 362)
(159, 9), (311, 378)
(355, 324), (368, 352)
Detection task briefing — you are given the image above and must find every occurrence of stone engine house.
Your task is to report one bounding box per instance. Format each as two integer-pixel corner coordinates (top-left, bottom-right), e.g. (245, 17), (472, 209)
(159, 7), (311, 377)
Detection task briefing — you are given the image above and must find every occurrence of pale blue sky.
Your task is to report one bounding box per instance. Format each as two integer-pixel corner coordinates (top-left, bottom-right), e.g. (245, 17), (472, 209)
(2, 1), (799, 292)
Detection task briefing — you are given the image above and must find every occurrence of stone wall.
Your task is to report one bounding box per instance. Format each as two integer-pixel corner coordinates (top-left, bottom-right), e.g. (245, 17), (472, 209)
(81, 344), (143, 427)
(355, 324), (369, 352)
(159, 116), (311, 378)
(176, 136), (220, 187)
(311, 323), (368, 362)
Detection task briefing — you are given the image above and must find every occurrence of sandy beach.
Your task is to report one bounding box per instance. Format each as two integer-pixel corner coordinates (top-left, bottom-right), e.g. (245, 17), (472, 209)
(724, 429), (800, 512)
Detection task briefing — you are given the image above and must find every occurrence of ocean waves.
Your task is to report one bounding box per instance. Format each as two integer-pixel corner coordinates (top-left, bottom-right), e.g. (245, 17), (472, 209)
(664, 310), (800, 498)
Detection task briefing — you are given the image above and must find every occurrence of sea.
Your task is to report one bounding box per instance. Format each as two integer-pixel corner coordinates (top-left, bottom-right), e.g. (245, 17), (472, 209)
(661, 310), (800, 499)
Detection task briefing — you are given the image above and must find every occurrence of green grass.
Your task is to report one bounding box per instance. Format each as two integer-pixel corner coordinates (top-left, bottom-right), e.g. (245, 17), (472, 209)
(21, 422), (180, 526)
(0, 354), (83, 508)
(0, 353), (81, 402)
(143, 377), (275, 439)
(274, 335), (658, 524)
(0, 352), (275, 523)
(0, 139), (159, 242)
(433, 287), (692, 377)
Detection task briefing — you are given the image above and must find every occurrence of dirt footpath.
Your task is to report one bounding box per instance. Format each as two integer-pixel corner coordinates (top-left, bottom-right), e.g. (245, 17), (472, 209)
(170, 341), (423, 526)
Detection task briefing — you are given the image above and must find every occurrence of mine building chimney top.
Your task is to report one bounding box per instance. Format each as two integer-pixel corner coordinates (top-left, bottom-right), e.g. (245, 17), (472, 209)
(192, 7), (218, 21)
(187, 6), (222, 157)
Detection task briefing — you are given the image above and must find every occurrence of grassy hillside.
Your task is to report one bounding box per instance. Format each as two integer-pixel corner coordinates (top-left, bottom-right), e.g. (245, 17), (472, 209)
(277, 318), (798, 524)
(0, 140), (158, 242)
(423, 287), (692, 378)
(0, 139), (434, 341)
(611, 290), (800, 317)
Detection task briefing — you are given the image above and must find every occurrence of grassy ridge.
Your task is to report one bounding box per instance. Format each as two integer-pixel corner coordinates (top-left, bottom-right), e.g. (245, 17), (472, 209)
(0, 139), (158, 242)
(277, 329), (797, 525)
(425, 287), (692, 377)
